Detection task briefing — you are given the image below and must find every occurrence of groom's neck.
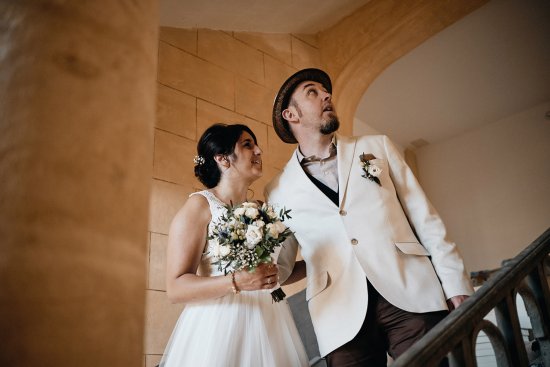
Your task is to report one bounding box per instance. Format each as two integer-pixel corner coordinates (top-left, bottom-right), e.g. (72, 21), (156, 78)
(298, 133), (334, 159)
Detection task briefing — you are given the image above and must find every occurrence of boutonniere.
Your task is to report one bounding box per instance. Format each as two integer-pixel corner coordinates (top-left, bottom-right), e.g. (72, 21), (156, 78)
(359, 153), (382, 186)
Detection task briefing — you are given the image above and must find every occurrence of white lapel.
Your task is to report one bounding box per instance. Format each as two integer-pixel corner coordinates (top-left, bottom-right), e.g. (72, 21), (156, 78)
(336, 134), (358, 207)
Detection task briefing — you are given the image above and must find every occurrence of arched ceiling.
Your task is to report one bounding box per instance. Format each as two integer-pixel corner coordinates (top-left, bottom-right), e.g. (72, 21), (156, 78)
(354, 0), (550, 149)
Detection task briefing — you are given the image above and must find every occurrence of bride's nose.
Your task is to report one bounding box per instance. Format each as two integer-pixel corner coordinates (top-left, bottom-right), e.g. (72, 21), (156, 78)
(254, 144), (262, 155)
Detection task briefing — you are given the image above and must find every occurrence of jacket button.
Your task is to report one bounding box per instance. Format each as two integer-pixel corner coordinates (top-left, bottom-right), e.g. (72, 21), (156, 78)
(339, 209), (347, 216)
(351, 238), (358, 245)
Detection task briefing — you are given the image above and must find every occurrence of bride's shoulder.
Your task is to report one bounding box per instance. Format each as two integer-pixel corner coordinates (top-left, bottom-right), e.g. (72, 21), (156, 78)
(172, 192), (210, 224)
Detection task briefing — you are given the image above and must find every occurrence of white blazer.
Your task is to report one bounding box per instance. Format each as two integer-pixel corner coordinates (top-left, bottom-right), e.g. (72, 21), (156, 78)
(265, 134), (473, 357)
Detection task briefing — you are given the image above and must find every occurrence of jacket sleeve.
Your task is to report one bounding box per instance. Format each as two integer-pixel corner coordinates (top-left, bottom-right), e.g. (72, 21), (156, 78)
(276, 234), (299, 284)
(264, 185), (299, 284)
(383, 135), (474, 298)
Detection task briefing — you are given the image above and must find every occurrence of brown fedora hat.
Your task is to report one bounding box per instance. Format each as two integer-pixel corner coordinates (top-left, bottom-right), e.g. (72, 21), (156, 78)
(272, 68), (332, 144)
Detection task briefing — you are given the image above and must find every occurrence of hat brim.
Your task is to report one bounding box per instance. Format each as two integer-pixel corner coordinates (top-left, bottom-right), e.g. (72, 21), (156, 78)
(272, 68), (332, 144)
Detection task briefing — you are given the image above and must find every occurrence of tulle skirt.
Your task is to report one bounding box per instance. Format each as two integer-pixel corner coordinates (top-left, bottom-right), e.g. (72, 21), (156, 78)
(160, 289), (309, 367)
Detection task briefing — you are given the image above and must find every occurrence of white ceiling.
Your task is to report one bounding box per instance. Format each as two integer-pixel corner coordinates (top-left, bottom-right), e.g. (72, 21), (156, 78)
(159, 0), (550, 149)
(355, 0), (550, 148)
(160, 0), (371, 34)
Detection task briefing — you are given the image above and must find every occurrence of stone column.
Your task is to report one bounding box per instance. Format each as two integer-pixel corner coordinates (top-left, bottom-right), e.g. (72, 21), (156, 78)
(0, 1), (158, 366)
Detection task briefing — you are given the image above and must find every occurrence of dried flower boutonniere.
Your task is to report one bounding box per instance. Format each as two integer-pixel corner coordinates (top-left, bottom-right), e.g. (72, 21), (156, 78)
(359, 153), (382, 186)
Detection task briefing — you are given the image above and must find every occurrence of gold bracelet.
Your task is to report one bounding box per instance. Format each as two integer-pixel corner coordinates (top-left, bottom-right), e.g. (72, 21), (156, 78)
(230, 272), (240, 294)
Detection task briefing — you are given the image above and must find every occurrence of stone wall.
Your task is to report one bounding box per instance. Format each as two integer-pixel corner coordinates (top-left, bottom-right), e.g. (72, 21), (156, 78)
(144, 27), (323, 365)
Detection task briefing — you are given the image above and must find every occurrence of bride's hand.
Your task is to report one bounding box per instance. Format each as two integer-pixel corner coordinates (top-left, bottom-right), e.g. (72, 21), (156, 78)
(234, 263), (279, 291)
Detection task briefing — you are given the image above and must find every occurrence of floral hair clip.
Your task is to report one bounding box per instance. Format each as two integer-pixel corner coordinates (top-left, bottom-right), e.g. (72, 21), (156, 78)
(193, 155), (205, 166)
(359, 153), (382, 186)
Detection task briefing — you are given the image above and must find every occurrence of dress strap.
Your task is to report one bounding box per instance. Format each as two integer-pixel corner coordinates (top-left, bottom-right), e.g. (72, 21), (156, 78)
(189, 190), (226, 219)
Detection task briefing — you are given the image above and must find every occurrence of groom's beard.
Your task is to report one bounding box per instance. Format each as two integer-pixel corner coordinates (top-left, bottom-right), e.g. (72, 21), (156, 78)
(320, 115), (340, 135)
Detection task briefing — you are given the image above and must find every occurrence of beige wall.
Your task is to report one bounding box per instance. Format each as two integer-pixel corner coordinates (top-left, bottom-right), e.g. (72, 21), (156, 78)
(144, 27), (323, 365)
(415, 101), (550, 272)
(318, 0), (488, 134)
(145, 3), (488, 363)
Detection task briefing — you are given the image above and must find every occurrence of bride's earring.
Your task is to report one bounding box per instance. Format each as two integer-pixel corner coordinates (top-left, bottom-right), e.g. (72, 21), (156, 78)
(222, 156), (230, 169)
(214, 155), (230, 170)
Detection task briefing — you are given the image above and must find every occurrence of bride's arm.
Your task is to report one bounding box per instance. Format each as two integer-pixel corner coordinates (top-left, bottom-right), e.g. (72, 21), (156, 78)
(166, 194), (278, 304)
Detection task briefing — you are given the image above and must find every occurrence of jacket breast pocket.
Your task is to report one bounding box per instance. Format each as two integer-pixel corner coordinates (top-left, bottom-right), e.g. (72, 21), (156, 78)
(306, 270), (329, 301)
(394, 241), (430, 256)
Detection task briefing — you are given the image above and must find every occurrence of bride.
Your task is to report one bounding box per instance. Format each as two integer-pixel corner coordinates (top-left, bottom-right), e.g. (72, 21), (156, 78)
(160, 123), (309, 367)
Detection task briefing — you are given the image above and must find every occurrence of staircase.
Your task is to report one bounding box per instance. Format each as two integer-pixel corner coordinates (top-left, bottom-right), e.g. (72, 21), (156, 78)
(392, 228), (550, 367)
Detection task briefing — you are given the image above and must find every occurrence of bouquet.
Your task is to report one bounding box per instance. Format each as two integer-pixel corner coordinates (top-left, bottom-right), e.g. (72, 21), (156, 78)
(209, 201), (292, 302)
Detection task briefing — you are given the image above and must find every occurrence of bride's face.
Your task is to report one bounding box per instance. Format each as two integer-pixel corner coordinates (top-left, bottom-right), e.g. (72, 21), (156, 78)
(228, 131), (263, 182)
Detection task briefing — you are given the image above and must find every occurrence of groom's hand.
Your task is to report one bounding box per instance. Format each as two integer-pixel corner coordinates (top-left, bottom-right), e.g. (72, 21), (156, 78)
(447, 295), (469, 311)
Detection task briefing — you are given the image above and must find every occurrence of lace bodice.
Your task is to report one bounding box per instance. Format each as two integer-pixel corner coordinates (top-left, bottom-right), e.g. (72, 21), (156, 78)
(190, 190), (229, 277)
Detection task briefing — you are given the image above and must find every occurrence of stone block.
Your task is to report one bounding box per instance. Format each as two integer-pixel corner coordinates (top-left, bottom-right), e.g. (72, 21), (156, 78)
(198, 29), (264, 85)
(264, 55), (297, 97)
(158, 42), (234, 110)
(153, 129), (196, 185)
(149, 179), (194, 235)
(250, 163), (280, 202)
(156, 83), (196, 140)
(234, 31), (292, 64)
(143, 290), (185, 355)
(292, 33), (319, 48)
(196, 100), (268, 150)
(235, 77), (273, 124)
(267, 126), (297, 170)
(159, 27), (197, 55)
(148, 233), (168, 291)
(291, 36), (322, 70)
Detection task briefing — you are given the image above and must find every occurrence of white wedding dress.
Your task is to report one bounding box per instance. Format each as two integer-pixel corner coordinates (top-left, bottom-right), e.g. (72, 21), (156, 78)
(160, 190), (309, 367)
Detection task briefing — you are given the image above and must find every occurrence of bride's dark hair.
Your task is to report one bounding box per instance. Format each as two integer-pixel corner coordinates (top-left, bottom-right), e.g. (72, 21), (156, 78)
(194, 123), (257, 188)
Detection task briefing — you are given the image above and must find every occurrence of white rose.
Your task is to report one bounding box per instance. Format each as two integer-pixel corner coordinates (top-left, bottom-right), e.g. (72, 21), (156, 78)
(242, 202), (258, 208)
(266, 224), (278, 238)
(254, 220), (265, 228)
(219, 245), (231, 257)
(233, 207), (246, 216)
(267, 207), (277, 219)
(245, 224), (263, 248)
(367, 164), (382, 177)
(266, 221), (287, 239)
(245, 207), (259, 219)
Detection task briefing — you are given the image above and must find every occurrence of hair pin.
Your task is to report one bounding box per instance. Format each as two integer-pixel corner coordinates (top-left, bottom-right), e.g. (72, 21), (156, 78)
(193, 155), (205, 166)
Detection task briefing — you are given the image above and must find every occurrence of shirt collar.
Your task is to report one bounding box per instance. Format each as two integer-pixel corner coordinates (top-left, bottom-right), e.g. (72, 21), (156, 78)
(296, 135), (338, 163)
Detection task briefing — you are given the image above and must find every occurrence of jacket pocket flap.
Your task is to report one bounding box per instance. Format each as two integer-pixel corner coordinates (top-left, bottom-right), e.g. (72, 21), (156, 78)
(395, 241), (430, 256)
(306, 271), (329, 301)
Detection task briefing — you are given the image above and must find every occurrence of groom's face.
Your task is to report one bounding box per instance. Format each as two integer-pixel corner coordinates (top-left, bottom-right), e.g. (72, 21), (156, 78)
(287, 80), (339, 136)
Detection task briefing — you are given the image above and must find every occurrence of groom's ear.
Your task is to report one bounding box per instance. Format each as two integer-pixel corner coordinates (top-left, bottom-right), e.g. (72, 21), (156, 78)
(282, 108), (296, 122)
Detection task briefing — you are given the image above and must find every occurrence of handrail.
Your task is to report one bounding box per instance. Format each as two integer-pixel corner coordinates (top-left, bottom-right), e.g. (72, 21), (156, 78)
(392, 227), (550, 367)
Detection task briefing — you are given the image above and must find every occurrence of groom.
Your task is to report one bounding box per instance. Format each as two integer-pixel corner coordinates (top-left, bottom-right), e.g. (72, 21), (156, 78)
(265, 68), (474, 366)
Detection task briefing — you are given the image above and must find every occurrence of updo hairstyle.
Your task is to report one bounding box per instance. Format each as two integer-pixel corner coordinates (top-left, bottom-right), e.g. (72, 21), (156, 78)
(194, 123), (257, 188)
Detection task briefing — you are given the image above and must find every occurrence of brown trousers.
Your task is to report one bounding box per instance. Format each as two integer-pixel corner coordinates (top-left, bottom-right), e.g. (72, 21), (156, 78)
(325, 281), (449, 367)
